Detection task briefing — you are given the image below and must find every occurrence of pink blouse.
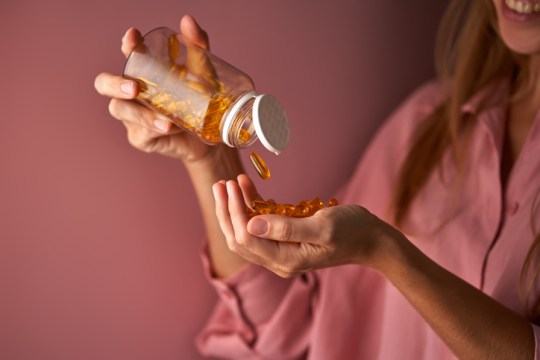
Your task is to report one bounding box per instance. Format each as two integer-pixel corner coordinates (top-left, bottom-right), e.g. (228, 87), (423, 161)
(196, 81), (540, 359)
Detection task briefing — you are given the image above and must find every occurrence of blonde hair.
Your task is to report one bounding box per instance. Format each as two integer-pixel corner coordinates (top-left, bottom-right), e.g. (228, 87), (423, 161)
(392, 0), (540, 320)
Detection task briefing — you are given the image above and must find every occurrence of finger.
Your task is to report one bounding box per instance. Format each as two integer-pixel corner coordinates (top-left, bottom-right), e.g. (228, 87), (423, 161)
(226, 181), (283, 259)
(95, 72), (138, 99)
(214, 182), (268, 265)
(244, 214), (322, 277)
(179, 15), (218, 93)
(213, 182), (236, 244)
(225, 181), (318, 278)
(226, 180), (252, 239)
(108, 98), (178, 135)
(225, 180), (260, 246)
(121, 27), (143, 58)
(180, 15), (209, 50)
(122, 120), (178, 152)
(237, 174), (261, 206)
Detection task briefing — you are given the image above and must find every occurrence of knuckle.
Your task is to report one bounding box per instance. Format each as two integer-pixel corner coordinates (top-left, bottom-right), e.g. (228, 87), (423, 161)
(275, 263), (295, 279)
(278, 269), (294, 279)
(235, 231), (252, 247)
(126, 126), (156, 152)
(140, 141), (155, 153)
(314, 214), (333, 244)
(276, 272), (290, 279)
(125, 130), (138, 147)
(108, 98), (121, 119)
(281, 222), (293, 241)
(320, 225), (334, 246)
(227, 239), (241, 254)
(126, 129), (146, 150)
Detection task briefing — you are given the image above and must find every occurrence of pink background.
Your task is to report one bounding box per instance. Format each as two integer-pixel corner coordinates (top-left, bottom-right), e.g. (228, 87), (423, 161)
(1, 1), (447, 359)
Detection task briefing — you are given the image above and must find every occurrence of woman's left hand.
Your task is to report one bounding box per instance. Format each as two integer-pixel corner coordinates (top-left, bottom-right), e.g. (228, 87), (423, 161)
(215, 175), (537, 360)
(213, 174), (404, 277)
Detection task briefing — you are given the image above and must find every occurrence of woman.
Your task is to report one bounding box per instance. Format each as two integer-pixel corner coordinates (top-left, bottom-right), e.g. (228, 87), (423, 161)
(94, 1), (540, 358)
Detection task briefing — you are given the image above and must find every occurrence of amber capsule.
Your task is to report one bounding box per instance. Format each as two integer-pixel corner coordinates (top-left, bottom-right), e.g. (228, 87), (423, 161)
(327, 198), (339, 207)
(151, 92), (171, 108)
(247, 197), (340, 218)
(168, 35), (180, 61)
(238, 129), (251, 145)
(249, 152), (271, 180)
(277, 204), (295, 217)
(258, 207), (273, 215)
(251, 199), (269, 210)
(310, 197), (324, 207)
(137, 77), (158, 89)
(188, 80), (210, 95)
(292, 205), (310, 217)
(176, 64), (187, 79)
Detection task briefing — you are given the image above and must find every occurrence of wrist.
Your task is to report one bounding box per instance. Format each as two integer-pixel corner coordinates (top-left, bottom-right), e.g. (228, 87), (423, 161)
(365, 221), (411, 276)
(184, 145), (244, 182)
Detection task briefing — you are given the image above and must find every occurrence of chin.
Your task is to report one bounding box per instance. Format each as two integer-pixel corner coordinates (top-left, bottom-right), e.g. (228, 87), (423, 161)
(494, 0), (540, 54)
(499, 27), (540, 55)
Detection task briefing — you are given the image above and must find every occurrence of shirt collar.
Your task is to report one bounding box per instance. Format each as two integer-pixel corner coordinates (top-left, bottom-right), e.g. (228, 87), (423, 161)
(459, 79), (511, 160)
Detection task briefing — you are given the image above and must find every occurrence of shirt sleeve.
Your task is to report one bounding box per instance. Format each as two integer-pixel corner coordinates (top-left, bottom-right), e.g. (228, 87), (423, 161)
(196, 244), (317, 360)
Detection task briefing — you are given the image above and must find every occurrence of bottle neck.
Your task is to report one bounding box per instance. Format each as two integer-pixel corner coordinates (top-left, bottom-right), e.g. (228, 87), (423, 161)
(221, 91), (258, 148)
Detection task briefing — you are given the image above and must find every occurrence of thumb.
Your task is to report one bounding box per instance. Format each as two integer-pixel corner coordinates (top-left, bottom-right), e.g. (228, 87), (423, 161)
(247, 215), (320, 243)
(180, 15), (210, 50)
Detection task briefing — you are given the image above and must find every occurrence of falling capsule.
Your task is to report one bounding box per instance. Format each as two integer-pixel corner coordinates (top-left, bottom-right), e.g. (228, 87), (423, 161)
(249, 152), (271, 180)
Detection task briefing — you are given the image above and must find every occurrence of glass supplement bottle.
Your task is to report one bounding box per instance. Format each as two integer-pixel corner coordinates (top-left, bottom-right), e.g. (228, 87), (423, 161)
(123, 27), (289, 155)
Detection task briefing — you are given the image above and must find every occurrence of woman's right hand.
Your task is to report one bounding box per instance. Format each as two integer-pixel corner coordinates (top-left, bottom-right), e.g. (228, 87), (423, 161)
(94, 15), (229, 163)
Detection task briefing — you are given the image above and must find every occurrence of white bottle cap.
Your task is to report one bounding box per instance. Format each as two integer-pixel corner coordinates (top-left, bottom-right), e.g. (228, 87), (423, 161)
(221, 92), (290, 154)
(252, 94), (289, 155)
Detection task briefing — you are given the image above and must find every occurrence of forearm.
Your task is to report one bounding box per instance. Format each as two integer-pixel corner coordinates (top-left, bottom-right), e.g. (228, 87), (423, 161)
(376, 233), (535, 360)
(184, 146), (249, 278)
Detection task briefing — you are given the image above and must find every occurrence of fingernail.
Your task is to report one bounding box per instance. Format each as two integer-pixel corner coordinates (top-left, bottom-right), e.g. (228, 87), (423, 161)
(153, 119), (170, 132)
(212, 184), (220, 203)
(248, 219), (268, 236)
(120, 81), (134, 95)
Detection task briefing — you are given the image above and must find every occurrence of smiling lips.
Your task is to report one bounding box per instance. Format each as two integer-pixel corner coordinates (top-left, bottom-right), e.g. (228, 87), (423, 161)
(505, 0), (540, 13)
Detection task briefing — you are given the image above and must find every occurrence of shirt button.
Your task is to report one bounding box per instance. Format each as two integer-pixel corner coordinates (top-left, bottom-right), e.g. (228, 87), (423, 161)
(507, 202), (519, 216)
(242, 328), (254, 341)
